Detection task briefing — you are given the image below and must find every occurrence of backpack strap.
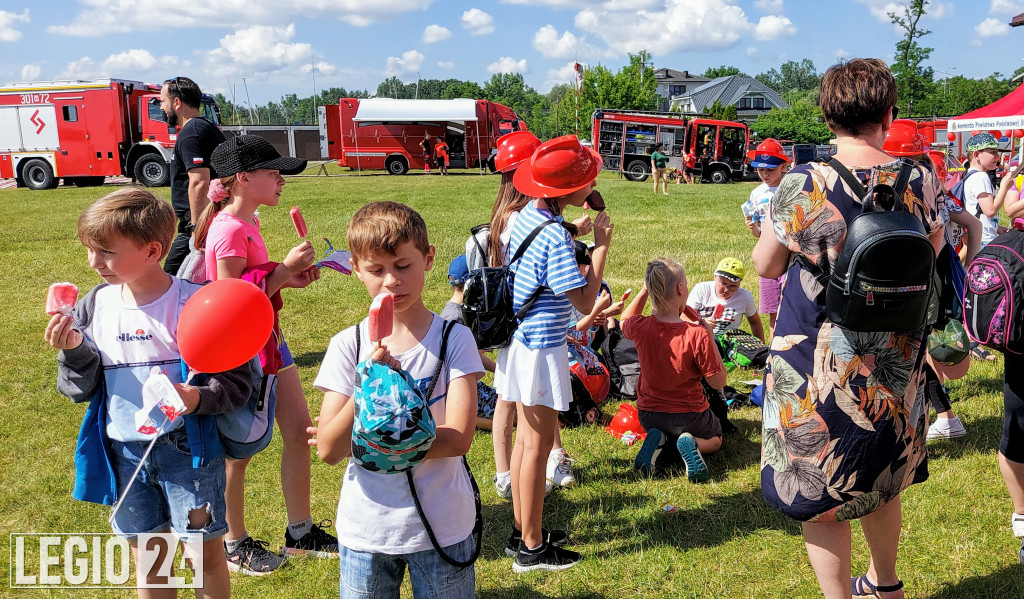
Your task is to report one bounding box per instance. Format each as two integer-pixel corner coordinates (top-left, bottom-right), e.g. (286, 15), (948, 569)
(508, 219), (558, 321)
(469, 223), (490, 265)
(407, 319), (483, 570)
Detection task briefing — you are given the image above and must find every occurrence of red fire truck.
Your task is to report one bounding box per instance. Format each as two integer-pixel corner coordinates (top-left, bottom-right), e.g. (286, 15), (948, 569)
(320, 97), (527, 175)
(592, 109), (749, 183)
(0, 79), (220, 190)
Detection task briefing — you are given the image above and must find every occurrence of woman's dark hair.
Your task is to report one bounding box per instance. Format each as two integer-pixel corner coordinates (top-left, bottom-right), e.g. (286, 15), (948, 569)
(820, 58), (897, 136)
(654, 143), (664, 151)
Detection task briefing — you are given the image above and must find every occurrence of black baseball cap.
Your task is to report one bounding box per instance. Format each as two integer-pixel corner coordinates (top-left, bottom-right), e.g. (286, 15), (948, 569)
(212, 135), (307, 178)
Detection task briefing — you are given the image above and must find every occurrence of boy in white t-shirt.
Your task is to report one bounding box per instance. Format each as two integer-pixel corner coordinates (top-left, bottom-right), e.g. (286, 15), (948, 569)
(962, 132), (1007, 248)
(686, 257), (764, 341)
(313, 201), (484, 598)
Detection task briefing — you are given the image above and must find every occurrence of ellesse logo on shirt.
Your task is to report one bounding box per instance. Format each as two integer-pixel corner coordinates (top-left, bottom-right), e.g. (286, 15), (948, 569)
(117, 328), (154, 342)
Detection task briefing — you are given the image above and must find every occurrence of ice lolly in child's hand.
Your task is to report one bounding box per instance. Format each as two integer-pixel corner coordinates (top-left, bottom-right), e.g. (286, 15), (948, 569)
(46, 282), (79, 316)
(290, 206), (307, 239)
(368, 292), (394, 348)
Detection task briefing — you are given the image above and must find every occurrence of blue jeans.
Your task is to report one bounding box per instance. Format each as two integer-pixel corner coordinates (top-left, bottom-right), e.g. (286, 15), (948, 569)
(338, 535), (475, 599)
(109, 428), (227, 541)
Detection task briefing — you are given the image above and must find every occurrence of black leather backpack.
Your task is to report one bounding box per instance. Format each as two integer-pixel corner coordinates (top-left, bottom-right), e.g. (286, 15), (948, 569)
(798, 158), (935, 332)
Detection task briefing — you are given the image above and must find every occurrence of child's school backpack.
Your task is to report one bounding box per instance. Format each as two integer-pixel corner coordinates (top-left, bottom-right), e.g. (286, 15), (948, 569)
(715, 329), (769, 369)
(560, 344), (609, 428)
(797, 158), (935, 332)
(946, 168), (979, 213)
(351, 319), (483, 568)
(182, 358), (276, 460)
(461, 219), (556, 350)
(963, 229), (1024, 354)
(465, 223), (490, 271)
(600, 328), (640, 399)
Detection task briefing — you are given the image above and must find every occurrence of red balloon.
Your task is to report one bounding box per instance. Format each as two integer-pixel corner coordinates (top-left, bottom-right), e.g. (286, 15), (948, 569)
(1007, 130), (1014, 139)
(1015, 129), (1024, 139)
(991, 130), (1002, 138)
(177, 279), (273, 373)
(972, 130), (981, 136)
(946, 131), (957, 142)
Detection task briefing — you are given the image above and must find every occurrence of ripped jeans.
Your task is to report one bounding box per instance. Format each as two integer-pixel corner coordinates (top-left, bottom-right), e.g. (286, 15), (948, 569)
(109, 429), (228, 541)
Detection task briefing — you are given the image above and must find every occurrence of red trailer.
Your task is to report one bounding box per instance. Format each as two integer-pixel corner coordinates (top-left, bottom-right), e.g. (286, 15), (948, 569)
(320, 97), (527, 175)
(591, 108), (749, 183)
(0, 78), (220, 190)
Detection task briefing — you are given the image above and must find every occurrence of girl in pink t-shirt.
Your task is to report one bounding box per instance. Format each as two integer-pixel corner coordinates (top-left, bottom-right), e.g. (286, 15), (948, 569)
(620, 258), (726, 482)
(194, 135), (336, 574)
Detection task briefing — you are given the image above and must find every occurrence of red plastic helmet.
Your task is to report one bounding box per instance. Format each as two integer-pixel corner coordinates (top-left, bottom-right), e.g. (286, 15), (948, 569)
(605, 403), (646, 440)
(884, 119), (925, 156)
(494, 131), (542, 173)
(512, 134), (601, 198)
(745, 138), (790, 167)
(927, 150), (948, 181)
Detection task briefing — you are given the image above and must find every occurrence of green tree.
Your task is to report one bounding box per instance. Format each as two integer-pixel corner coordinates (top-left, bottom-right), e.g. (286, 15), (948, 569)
(751, 102), (832, 144)
(703, 65), (744, 79)
(442, 80), (484, 99)
(889, 0), (934, 116)
(376, 76), (409, 98)
(755, 59), (821, 94)
(707, 99), (738, 121)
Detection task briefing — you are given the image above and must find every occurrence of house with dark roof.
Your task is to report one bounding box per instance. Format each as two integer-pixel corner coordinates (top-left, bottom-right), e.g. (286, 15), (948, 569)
(669, 75), (787, 123)
(653, 68), (710, 111)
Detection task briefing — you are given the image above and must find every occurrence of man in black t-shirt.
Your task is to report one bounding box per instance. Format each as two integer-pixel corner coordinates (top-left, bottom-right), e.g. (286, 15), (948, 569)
(160, 76), (225, 275)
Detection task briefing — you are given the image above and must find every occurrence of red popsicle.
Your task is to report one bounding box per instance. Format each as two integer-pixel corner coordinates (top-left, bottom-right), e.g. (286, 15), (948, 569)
(290, 206), (307, 239)
(368, 292), (394, 347)
(46, 282), (79, 316)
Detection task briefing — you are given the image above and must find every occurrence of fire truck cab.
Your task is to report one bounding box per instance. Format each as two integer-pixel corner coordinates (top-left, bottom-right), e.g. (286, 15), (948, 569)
(0, 79), (220, 190)
(592, 109), (749, 183)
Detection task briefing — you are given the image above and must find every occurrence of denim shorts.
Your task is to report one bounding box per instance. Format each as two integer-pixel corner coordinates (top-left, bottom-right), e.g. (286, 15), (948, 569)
(338, 535), (475, 599)
(109, 428), (228, 541)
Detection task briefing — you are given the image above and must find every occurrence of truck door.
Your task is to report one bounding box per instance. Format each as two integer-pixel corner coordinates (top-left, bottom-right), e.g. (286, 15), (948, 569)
(49, 95), (94, 177)
(658, 125), (684, 171)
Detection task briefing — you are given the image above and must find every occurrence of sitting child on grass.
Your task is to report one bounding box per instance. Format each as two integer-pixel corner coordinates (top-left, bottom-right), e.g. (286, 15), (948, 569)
(621, 258), (726, 482)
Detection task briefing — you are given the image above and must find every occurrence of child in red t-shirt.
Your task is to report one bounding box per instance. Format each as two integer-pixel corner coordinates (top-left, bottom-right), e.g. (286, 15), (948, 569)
(621, 258), (726, 482)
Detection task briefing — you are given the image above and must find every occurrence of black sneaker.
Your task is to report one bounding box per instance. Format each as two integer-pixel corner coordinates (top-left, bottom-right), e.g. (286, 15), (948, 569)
(283, 520), (339, 558)
(503, 528), (569, 557)
(225, 536), (286, 576)
(512, 541), (580, 573)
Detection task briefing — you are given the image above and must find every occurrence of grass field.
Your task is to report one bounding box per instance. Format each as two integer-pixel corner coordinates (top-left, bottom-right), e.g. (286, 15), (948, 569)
(1, 168), (1022, 598)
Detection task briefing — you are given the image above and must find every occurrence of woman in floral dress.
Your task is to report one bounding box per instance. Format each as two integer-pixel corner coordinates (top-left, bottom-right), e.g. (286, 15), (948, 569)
(752, 58), (947, 599)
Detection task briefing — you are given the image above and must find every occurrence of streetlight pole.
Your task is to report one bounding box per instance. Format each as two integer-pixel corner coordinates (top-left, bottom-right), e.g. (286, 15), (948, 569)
(241, 76), (255, 126)
(937, 66), (957, 96)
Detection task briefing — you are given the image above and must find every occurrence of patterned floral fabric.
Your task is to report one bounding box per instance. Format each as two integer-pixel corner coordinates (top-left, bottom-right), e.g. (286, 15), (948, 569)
(761, 160), (944, 522)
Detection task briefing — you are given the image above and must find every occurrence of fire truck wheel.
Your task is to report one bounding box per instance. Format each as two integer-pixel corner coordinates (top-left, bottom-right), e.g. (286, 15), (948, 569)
(135, 154), (170, 187)
(385, 156), (409, 176)
(708, 167), (730, 184)
(624, 159), (650, 182)
(21, 159), (57, 191)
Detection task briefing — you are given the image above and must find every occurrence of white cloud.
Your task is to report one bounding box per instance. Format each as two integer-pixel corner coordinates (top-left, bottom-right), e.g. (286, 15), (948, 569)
(754, 0), (783, 11)
(20, 64), (40, 81)
(422, 24), (450, 43)
(301, 61), (336, 76)
(0, 9), (29, 42)
(976, 16), (1010, 37)
(835, 48), (851, 59)
(47, 0), (432, 36)
(438, 61), (455, 68)
(574, 0), (796, 57)
(929, 2), (952, 18)
(753, 15), (796, 39)
(545, 61), (582, 90)
(386, 50), (425, 75)
(58, 49), (178, 80)
(461, 8), (495, 36)
(991, 0), (1024, 15)
(533, 25), (584, 59)
(487, 57), (528, 74)
(852, 0), (905, 23)
(208, 24), (313, 69)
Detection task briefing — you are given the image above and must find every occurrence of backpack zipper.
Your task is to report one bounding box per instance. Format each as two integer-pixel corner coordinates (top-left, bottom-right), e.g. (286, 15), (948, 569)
(842, 228), (930, 295)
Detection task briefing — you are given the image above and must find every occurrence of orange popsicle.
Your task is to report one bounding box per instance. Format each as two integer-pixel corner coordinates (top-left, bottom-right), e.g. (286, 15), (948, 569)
(290, 206), (307, 238)
(46, 282), (79, 316)
(368, 293), (394, 347)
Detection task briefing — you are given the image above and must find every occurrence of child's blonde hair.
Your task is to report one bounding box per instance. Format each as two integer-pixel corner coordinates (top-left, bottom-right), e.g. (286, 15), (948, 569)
(645, 258), (687, 315)
(347, 201), (430, 263)
(77, 186), (175, 258)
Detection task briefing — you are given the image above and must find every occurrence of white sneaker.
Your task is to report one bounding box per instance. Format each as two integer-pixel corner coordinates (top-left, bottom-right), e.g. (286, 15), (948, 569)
(495, 474), (552, 497)
(547, 449), (577, 489)
(926, 416), (966, 440)
(1013, 513), (1024, 538)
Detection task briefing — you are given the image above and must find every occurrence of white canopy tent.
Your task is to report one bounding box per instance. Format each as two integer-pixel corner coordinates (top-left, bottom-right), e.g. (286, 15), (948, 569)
(350, 98), (485, 173)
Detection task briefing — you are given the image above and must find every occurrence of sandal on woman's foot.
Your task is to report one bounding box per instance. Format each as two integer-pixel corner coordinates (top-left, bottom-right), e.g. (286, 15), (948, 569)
(970, 346), (997, 362)
(852, 574), (904, 598)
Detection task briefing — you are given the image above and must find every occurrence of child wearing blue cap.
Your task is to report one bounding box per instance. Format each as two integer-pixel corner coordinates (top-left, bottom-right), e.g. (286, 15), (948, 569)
(742, 139), (790, 334)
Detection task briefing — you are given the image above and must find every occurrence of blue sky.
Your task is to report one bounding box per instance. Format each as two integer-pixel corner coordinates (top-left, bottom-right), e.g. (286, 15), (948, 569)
(1, 0), (1023, 106)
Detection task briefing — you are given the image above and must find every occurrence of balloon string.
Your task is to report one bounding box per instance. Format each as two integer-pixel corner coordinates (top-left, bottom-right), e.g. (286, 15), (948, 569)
(108, 413), (169, 523)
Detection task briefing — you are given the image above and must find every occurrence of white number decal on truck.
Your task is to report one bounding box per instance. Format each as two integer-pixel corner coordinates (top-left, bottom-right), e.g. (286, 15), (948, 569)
(20, 93), (49, 105)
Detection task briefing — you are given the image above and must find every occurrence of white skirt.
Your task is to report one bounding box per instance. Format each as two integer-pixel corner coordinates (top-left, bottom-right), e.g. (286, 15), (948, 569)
(495, 339), (571, 412)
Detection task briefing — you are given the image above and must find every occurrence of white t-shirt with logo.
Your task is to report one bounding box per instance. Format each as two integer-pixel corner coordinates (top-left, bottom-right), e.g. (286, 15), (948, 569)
(963, 171), (999, 246)
(87, 279), (193, 442)
(686, 280), (757, 335)
(313, 314), (484, 554)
